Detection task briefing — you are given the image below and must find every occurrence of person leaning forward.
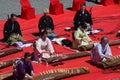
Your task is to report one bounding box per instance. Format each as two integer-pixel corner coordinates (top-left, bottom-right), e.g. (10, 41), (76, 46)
(72, 23), (93, 51)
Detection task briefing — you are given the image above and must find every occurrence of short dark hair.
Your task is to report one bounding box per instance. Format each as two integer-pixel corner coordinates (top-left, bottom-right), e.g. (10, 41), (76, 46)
(40, 30), (48, 37)
(101, 36), (109, 43)
(81, 3), (86, 7)
(80, 23), (87, 29)
(10, 13), (16, 18)
(24, 52), (31, 59)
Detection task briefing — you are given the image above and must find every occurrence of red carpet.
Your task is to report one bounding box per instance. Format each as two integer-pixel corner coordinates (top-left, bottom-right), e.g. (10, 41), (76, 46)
(0, 4), (120, 80)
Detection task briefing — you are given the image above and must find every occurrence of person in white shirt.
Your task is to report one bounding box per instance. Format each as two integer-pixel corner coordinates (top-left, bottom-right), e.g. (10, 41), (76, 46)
(34, 30), (55, 62)
(91, 36), (112, 63)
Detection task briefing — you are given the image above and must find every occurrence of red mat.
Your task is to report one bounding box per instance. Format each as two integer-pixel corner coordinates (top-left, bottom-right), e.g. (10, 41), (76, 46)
(0, 4), (120, 80)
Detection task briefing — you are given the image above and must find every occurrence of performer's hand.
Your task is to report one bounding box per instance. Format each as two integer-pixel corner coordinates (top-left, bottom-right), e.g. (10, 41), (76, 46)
(16, 34), (19, 38)
(31, 71), (35, 77)
(50, 52), (54, 56)
(81, 37), (88, 42)
(106, 56), (112, 61)
(25, 74), (34, 80)
(89, 41), (94, 44)
(29, 76), (34, 80)
(41, 29), (44, 32)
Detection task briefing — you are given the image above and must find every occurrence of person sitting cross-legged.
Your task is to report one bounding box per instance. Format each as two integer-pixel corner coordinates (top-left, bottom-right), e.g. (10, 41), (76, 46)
(73, 3), (93, 31)
(38, 8), (56, 40)
(34, 30), (55, 62)
(3, 13), (24, 45)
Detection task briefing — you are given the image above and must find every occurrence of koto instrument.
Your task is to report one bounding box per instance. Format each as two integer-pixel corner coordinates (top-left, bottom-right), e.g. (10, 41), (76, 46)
(0, 71), (13, 80)
(0, 67), (89, 80)
(34, 67), (90, 80)
(0, 38), (37, 58)
(81, 39), (120, 51)
(0, 47), (22, 58)
(42, 51), (90, 64)
(99, 55), (120, 69)
(0, 58), (20, 69)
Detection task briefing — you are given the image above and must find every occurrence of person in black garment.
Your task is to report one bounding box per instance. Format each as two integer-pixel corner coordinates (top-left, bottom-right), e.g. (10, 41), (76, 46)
(3, 13), (23, 43)
(73, 3), (93, 31)
(38, 8), (56, 40)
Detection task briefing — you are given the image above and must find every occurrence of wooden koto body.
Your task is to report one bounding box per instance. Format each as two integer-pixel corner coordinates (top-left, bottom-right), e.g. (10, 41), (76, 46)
(99, 55), (120, 69)
(34, 67), (90, 80)
(43, 51), (90, 64)
(0, 67), (89, 80)
(0, 47), (22, 58)
(81, 39), (120, 51)
(0, 58), (20, 69)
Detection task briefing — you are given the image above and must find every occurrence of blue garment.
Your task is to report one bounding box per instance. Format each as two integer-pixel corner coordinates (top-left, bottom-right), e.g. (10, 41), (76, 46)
(13, 58), (33, 80)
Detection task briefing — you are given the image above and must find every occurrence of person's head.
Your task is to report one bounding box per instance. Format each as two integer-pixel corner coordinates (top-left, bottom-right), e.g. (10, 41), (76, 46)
(116, 30), (120, 38)
(81, 3), (86, 11)
(79, 23), (87, 31)
(43, 8), (49, 16)
(40, 30), (48, 41)
(24, 52), (32, 62)
(101, 36), (109, 46)
(10, 13), (17, 22)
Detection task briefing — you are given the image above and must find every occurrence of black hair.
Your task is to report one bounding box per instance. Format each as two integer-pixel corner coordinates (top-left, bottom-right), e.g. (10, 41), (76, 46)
(40, 30), (48, 37)
(81, 3), (86, 7)
(80, 23), (87, 29)
(24, 52), (31, 59)
(101, 36), (109, 43)
(10, 13), (16, 18)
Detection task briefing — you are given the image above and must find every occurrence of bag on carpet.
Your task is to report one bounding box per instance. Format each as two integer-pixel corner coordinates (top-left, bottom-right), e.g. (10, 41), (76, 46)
(61, 39), (72, 47)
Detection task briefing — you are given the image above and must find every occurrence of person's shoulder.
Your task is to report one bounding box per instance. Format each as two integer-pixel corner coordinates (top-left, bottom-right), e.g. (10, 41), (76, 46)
(76, 10), (82, 13)
(75, 28), (80, 32)
(46, 37), (50, 41)
(17, 58), (24, 65)
(37, 38), (42, 42)
(48, 15), (52, 18)
(39, 15), (45, 20)
(95, 42), (101, 47)
(14, 21), (20, 24)
(5, 19), (11, 24)
(106, 43), (110, 47)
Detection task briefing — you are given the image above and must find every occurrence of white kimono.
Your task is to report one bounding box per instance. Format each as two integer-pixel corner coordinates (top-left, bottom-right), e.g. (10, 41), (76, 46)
(34, 37), (54, 60)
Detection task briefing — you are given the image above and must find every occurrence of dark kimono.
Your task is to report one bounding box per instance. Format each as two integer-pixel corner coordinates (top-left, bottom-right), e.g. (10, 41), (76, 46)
(38, 15), (54, 32)
(73, 9), (93, 30)
(13, 58), (33, 80)
(3, 19), (22, 41)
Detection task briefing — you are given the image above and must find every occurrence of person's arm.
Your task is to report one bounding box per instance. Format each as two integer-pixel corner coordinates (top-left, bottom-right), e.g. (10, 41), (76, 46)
(18, 61), (26, 78)
(36, 39), (46, 53)
(29, 62), (35, 77)
(38, 16), (45, 32)
(47, 38), (55, 55)
(105, 44), (112, 56)
(49, 16), (54, 30)
(16, 22), (22, 36)
(3, 21), (11, 40)
(25, 73), (33, 80)
(25, 62), (34, 80)
(74, 29), (83, 40)
(85, 32), (92, 42)
(73, 10), (81, 25)
(86, 10), (93, 25)
(97, 44), (106, 59)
